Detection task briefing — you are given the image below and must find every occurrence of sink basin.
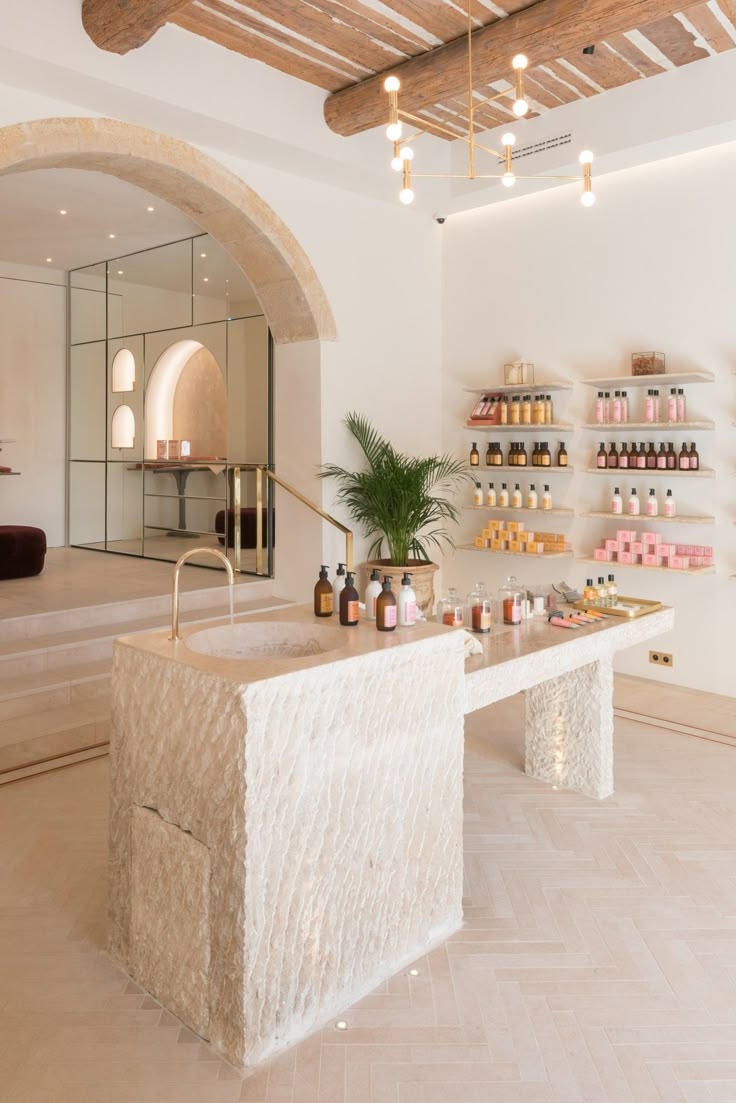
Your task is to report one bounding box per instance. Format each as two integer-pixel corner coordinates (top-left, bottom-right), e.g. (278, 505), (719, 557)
(185, 621), (345, 662)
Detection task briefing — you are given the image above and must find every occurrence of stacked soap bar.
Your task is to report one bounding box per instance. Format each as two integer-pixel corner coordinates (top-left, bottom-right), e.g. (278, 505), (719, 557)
(474, 519), (569, 555)
(592, 529), (713, 569)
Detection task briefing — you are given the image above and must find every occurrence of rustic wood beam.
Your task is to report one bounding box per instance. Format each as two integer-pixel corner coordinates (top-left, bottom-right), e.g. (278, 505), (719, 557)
(323, 0), (691, 136)
(81, 0), (192, 54)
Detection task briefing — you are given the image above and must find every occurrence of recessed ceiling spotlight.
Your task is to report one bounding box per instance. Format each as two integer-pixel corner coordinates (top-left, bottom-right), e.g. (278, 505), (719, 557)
(45, 257), (53, 263)
(203, 277), (209, 282)
(117, 270), (124, 275)
(146, 206), (155, 212)
(408, 968), (420, 976)
(59, 209), (67, 216)
(108, 233), (116, 239)
(335, 1021), (348, 1031)
(200, 253), (207, 258)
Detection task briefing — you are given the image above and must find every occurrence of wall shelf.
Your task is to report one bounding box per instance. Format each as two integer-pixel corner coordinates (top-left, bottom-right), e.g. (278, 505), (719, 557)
(579, 556), (714, 575)
(459, 544), (573, 559)
(466, 422), (574, 432)
(471, 465), (573, 474)
(582, 421), (713, 431)
(581, 371), (715, 388)
(465, 505), (574, 517)
(463, 381), (572, 395)
(584, 466), (714, 478)
(580, 511), (714, 525)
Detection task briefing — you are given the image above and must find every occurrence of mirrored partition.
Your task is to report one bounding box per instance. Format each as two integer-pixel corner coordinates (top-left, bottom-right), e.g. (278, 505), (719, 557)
(68, 233), (273, 573)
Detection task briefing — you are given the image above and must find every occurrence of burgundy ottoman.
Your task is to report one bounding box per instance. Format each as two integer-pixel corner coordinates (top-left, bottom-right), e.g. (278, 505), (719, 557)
(215, 508), (274, 549)
(0, 525), (47, 580)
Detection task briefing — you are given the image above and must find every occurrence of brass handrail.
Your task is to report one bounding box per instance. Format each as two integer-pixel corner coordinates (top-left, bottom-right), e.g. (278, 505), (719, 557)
(229, 465), (353, 576)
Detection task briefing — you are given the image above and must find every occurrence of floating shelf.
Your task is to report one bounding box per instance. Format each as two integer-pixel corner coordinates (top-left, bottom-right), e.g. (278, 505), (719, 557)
(0, 471), (20, 476)
(463, 381), (572, 395)
(466, 422), (574, 432)
(470, 465), (574, 474)
(459, 544), (573, 559)
(584, 466), (714, 478)
(465, 505), (574, 517)
(580, 511), (714, 525)
(582, 421), (713, 431)
(581, 370), (715, 388)
(579, 557), (714, 575)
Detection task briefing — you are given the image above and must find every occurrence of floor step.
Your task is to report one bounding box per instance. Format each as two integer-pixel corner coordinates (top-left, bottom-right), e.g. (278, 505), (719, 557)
(0, 662), (110, 721)
(0, 698), (111, 774)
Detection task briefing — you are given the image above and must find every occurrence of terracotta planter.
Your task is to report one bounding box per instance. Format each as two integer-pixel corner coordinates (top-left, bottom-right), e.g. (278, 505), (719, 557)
(362, 559), (439, 617)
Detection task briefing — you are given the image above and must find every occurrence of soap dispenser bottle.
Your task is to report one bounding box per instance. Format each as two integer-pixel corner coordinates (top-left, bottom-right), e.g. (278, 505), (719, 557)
(314, 565), (334, 618)
(339, 571), (359, 626)
(398, 573), (417, 627)
(364, 568), (382, 622)
(376, 576), (397, 632)
(333, 562), (346, 604)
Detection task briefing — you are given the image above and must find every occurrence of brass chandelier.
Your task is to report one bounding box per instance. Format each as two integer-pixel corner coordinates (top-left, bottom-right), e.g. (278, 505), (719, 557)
(383, 4), (595, 207)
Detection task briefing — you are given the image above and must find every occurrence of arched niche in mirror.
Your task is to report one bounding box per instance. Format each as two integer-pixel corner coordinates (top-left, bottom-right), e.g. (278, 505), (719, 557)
(111, 348), (136, 392)
(111, 404), (136, 449)
(145, 340), (227, 461)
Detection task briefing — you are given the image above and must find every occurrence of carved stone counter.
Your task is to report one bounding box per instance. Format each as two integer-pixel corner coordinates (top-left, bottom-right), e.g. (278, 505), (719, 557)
(108, 606), (466, 1070)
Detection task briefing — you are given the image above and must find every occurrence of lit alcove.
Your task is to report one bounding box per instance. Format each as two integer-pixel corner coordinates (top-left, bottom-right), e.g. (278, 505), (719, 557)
(145, 340), (227, 460)
(111, 404), (136, 450)
(111, 348), (136, 392)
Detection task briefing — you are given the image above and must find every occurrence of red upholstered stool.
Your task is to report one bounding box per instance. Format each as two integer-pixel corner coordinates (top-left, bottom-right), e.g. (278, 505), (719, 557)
(215, 508), (274, 549)
(0, 525), (47, 580)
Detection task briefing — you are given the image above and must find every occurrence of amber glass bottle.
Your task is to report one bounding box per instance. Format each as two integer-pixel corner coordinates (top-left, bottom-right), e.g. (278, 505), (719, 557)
(339, 572), (360, 626)
(314, 565), (333, 617)
(469, 442), (479, 467)
(376, 577), (397, 632)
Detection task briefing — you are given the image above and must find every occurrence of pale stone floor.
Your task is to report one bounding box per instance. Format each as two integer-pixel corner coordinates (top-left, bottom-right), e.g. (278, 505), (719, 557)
(2, 700), (736, 1102)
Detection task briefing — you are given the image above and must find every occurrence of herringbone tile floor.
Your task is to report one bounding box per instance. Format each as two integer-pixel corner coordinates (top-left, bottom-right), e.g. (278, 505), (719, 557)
(2, 696), (736, 1102)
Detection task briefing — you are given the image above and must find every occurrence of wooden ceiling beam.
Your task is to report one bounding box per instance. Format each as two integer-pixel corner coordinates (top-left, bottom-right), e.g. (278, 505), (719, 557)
(81, 0), (192, 54)
(324, 0), (694, 136)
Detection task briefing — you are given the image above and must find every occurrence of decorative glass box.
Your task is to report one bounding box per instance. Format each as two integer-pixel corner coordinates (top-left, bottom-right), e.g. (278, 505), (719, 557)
(504, 360), (534, 385)
(631, 352), (665, 376)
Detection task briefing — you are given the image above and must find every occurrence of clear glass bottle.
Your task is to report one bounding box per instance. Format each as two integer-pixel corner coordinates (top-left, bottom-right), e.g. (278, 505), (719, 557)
(595, 391), (604, 424)
(677, 388), (686, 422)
(509, 396), (521, 425)
(500, 395), (509, 425)
(499, 575), (523, 625)
(621, 390), (629, 423)
(606, 574), (618, 608)
(532, 394), (545, 424)
(521, 394), (532, 425)
(467, 580), (492, 634)
(544, 394), (553, 424)
(437, 587), (464, 627)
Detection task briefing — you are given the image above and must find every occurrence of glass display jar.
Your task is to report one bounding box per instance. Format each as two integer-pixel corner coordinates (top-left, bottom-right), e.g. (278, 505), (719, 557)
(498, 575), (524, 626)
(467, 581), (492, 634)
(436, 587), (464, 628)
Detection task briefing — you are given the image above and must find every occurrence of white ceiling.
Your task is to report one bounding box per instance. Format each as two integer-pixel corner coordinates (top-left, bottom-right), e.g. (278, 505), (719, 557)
(0, 168), (201, 270)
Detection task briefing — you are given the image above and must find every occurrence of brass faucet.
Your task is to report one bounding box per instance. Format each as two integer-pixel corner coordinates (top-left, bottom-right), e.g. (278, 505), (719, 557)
(170, 547), (234, 641)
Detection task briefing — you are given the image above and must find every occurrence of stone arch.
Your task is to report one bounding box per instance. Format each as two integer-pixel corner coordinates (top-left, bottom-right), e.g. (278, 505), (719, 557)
(0, 117), (336, 344)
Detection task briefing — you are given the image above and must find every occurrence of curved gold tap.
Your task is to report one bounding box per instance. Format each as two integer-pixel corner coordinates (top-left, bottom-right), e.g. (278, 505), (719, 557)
(170, 547), (234, 641)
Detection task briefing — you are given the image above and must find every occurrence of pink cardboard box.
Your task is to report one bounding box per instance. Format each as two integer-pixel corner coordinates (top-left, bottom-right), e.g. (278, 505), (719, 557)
(593, 548), (609, 561)
(703, 556), (714, 566)
(630, 541), (644, 555)
(642, 553), (659, 567)
(703, 546), (713, 557)
(616, 529), (636, 542)
(670, 555), (690, 569)
(618, 550), (634, 564)
(689, 556), (702, 567)
(605, 539), (618, 551)
(642, 532), (660, 545)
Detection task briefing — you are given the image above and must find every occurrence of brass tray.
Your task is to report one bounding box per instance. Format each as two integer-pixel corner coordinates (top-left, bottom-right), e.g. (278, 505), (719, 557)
(572, 596), (663, 619)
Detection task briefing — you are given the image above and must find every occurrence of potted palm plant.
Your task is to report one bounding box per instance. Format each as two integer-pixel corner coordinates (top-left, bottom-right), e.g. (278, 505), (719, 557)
(319, 412), (471, 613)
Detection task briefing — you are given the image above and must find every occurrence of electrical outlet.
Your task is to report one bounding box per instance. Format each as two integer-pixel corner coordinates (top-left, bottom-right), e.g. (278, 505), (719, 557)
(649, 650), (673, 668)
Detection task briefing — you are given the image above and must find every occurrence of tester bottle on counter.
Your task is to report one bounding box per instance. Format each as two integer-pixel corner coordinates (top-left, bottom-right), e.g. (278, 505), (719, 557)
(313, 565), (333, 618)
(376, 576), (397, 632)
(339, 572), (360, 626)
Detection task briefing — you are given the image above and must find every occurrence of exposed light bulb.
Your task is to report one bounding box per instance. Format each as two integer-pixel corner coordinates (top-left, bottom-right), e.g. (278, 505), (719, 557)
(513, 99), (529, 117)
(501, 132), (516, 147)
(399, 187), (415, 205)
(512, 54), (528, 70)
(383, 75), (400, 92)
(391, 156), (403, 171)
(386, 121), (403, 141)
(581, 191), (596, 206)
(400, 146), (414, 161)
(578, 150), (594, 164)
(502, 172), (516, 188)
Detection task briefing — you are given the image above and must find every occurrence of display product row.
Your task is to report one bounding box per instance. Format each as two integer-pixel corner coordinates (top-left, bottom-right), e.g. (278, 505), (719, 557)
(595, 441), (699, 470)
(472, 518), (570, 555)
(473, 481), (553, 509)
(591, 528), (713, 569)
(469, 393), (555, 425)
(610, 486), (676, 517)
(470, 441), (568, 467)
(592, 387), (689, 424)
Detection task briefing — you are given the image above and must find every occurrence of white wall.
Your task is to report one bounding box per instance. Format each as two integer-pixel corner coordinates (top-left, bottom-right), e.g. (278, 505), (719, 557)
(442, 140), (736, 697)
(0, 262), (66, 545)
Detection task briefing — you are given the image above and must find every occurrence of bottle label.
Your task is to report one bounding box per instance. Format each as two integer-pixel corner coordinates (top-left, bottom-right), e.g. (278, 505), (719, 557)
(542, 498), (551, 510)
(646, 502), (657, 516)
(319, 592), (334, 614)
(382, 605), (397, 627)
(611, 500), (622, 514)
(656, 457), (666, 469)
(443, 607), (463, 627)
(402, 601), (417, 625)
(527, 496), (537, 508)
(597, 456), (606, 468)
(346, 600), (359, 622)
(664, 503), (675, 517)
(559, 455), (567, 466)
(628, 500), (639, 515)
(472, 603), (491, 632)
